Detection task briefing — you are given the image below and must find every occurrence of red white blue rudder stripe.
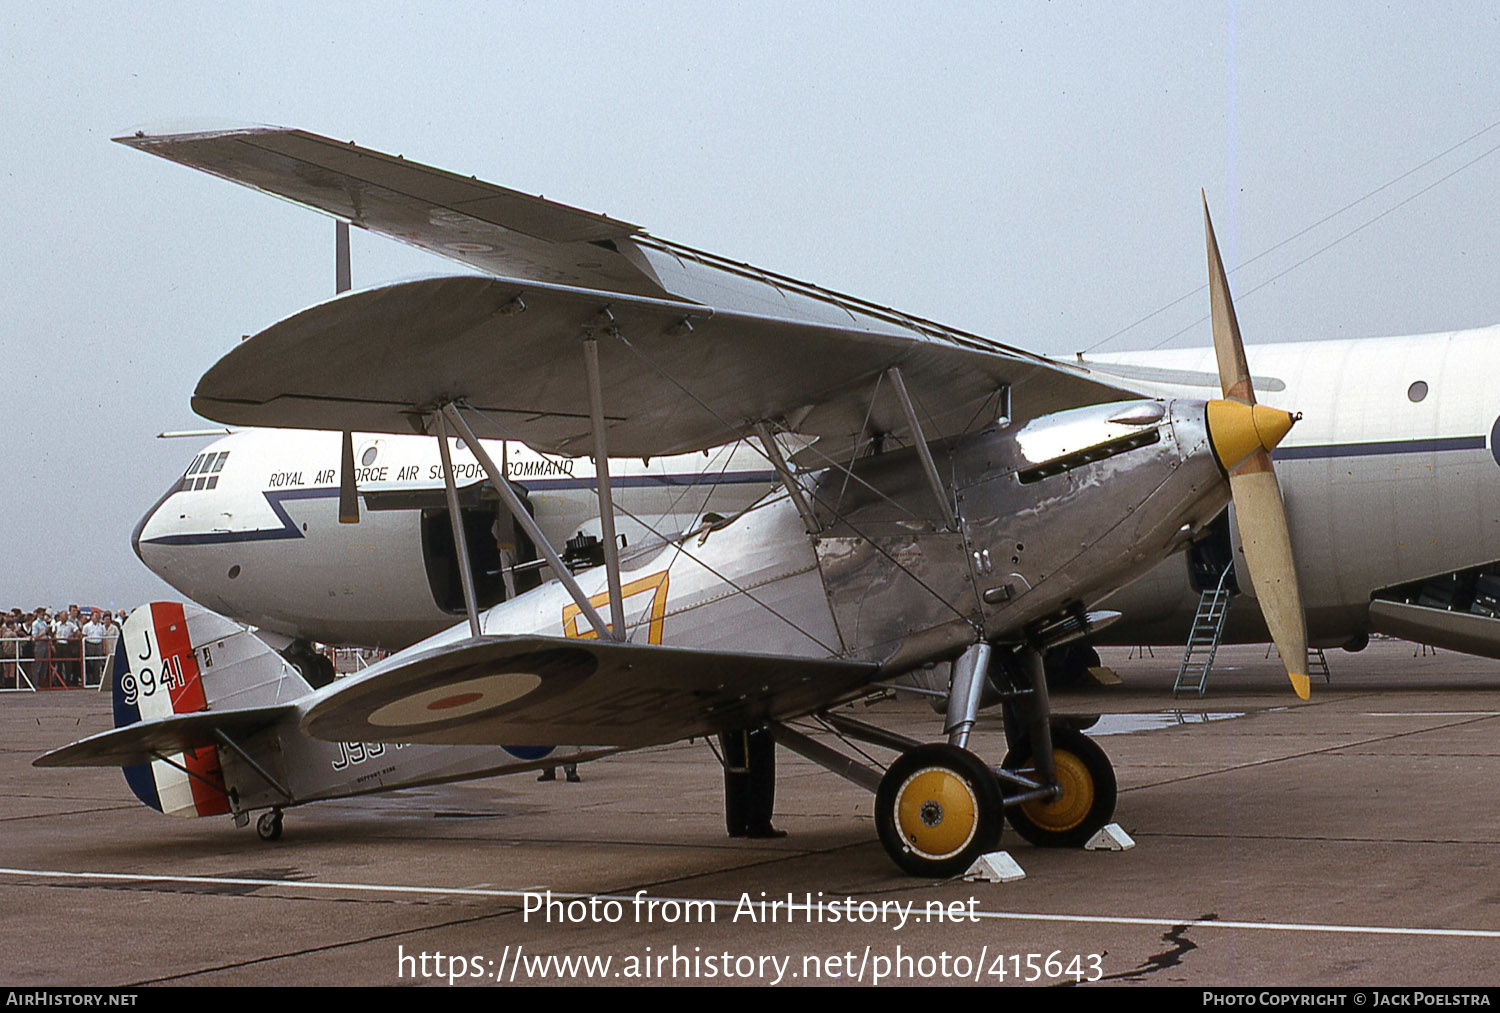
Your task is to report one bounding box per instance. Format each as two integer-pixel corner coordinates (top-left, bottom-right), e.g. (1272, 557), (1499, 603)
(113, 602), (230, 817)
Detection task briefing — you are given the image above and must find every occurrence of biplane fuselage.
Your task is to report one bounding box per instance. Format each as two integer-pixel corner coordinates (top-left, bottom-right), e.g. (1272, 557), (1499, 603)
(171, 395), (1231, 817)
(369, 399), (1223, 671)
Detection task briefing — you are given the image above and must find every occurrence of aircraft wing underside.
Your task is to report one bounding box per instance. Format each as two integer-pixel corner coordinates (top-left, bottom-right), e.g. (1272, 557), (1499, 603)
(193, 273), (1138, 459)
(299, 635), (879, 749)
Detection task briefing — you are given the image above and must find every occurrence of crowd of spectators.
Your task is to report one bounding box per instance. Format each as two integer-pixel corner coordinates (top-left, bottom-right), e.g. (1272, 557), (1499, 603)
(0, 605), (126, 690)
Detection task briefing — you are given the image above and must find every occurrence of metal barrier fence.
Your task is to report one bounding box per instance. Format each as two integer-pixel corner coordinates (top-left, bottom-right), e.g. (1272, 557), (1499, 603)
(0, 636), (113, 692)
(0, 637), (385, 693)
(328, 647), (384, 674)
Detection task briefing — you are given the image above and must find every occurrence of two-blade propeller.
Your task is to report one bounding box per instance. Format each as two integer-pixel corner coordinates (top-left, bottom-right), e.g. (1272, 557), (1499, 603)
(1202, 194), (1311, 699)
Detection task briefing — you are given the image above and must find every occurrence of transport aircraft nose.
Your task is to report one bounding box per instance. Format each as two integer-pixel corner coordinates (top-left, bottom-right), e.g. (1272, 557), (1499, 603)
(131, 478), (181, 566)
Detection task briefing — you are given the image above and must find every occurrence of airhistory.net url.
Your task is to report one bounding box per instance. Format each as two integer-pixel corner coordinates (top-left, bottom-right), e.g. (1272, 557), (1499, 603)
(396, 943), (1106, 985)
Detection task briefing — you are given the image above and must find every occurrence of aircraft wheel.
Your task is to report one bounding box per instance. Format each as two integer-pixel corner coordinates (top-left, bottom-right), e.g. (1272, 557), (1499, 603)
(283, 643), (336, 689)
(875, 744), (1003, 877)
(256, 809), (284, 842)
(1002, 727), (1115, 848)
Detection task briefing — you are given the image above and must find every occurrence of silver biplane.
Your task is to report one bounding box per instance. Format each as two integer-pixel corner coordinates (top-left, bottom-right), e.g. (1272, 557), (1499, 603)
(39, 129), (1308, 875)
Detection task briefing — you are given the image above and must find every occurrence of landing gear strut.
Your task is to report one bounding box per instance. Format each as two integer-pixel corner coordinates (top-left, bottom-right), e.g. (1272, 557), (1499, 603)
(869, 643), (1010, 875)
(995, 647), (1116, 846)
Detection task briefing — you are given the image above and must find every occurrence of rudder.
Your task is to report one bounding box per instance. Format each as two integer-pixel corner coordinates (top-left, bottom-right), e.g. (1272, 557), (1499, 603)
(112, 602), (309, 817)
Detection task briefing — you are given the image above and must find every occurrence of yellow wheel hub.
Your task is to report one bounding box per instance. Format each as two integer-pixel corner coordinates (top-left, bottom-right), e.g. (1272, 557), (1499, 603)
(894, 767), (979, 859)
(1018, 749), (1094, 833)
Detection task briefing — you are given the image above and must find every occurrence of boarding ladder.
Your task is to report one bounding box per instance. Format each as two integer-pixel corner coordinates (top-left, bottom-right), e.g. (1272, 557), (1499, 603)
(1308, 647), (1331, 683)
(1173, 564), (1235, 697)
(1266, 645), (1338, 684)
(1266, 643), (1332, 684)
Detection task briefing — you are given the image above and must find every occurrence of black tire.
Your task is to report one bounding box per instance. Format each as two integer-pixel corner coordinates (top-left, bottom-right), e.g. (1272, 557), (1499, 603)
(875, 743), (1004, 877)
(256, 809), (284, 842)
(1001, 726), (1115, 848)
(283, 643), (336, 689)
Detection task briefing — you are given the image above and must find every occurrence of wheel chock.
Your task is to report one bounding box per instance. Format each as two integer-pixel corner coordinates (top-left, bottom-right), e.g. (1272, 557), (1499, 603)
(962, 851), (1026, 883)
(1083, 823), (1135, 851)
(1086, 666), (1123, 686)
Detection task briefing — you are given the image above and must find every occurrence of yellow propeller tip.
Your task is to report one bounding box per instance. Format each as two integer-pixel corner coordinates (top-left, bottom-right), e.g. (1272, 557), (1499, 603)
(1289, 672), (1311, 700)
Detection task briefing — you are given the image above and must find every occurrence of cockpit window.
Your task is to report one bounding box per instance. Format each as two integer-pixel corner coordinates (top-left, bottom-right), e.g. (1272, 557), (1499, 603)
(180, 452), (229, 492)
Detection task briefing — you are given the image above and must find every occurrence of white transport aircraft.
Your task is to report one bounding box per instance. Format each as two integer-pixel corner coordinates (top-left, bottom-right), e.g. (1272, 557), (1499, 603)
(134, 430), (776, 678)
(136, 323), (1500, 683)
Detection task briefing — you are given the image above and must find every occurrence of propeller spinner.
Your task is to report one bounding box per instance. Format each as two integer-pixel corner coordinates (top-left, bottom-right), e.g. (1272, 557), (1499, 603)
(1202, 194), (1311, 699)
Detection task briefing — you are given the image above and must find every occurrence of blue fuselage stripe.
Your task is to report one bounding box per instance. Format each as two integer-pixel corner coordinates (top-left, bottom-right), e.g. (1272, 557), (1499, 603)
(1274, 435), (1487, 461)
(140, 471), (779, 547)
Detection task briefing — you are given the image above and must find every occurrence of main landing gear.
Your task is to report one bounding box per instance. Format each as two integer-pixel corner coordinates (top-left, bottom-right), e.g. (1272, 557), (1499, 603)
(769, 641), (1117, 876)
(1001, 726), (1116, 848)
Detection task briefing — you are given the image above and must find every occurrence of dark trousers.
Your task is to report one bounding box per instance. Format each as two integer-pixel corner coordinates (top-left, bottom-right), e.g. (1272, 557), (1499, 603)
(721, 726), (779, 837)
(31, 641), (53, 686)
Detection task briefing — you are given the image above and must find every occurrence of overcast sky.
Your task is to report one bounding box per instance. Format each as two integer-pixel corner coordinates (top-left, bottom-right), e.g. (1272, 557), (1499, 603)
(5, 2), (1500, 608)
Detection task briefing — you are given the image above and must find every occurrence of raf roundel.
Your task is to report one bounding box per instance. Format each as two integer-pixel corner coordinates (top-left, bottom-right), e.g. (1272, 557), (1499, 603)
(368, 672), (544, 728)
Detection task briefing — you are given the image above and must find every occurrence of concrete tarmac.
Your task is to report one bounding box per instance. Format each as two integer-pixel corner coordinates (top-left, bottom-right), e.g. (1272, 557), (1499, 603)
(3, 639), (1499, 987)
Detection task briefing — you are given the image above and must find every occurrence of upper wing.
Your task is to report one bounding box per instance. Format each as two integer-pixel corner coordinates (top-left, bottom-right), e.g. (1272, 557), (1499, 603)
(130, 125), (1147, 458)
(118, 126), (666, 297)
(300, 635), (878, 748)
(193, 273), (1138, 458)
